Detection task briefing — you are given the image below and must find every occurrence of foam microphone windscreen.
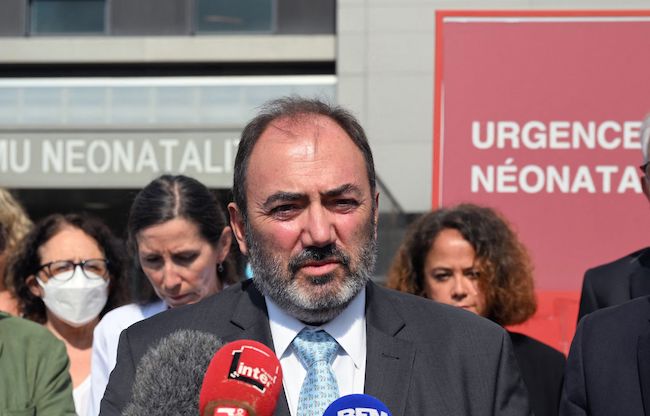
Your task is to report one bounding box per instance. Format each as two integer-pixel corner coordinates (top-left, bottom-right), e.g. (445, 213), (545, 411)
(199, 340), (283, 416)
(121, 329), (223, 416)
(322, 394), (392, 416)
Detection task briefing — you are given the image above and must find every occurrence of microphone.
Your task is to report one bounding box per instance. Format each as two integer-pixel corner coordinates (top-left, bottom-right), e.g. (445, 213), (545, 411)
(199, 340), (283, 416)
(121, 329), (223, 416)
(322, 394), (392, 416)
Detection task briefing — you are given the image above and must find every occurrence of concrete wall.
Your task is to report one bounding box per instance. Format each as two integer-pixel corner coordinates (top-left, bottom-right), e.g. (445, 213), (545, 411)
(0, 35), (335, 63)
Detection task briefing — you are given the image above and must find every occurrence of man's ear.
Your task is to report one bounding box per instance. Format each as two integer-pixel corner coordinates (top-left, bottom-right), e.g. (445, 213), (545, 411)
(228, 202), (249, 256)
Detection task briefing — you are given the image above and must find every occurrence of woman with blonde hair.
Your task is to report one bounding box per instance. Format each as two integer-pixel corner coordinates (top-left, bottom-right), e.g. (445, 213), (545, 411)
(387, 203), (565, 416)
(0, 188), (32, 315)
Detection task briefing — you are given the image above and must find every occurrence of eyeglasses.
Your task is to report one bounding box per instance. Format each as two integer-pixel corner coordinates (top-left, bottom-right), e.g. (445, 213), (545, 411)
(37, 259), (109, 282)
(640, 163), (650, 181)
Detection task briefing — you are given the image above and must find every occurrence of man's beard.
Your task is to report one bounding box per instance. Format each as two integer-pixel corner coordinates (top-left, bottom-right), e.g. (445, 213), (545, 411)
(245, 216), (377, 325)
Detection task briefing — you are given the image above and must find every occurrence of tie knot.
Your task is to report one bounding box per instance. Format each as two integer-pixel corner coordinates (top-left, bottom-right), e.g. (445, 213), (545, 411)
(292, 329), (339, 367)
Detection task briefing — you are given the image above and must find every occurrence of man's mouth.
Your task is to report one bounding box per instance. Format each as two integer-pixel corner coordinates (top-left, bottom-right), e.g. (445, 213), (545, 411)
(299, 259), (340, 276)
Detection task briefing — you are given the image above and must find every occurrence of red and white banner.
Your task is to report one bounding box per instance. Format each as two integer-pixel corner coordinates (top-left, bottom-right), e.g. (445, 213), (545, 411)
(434, 10), (650, 352)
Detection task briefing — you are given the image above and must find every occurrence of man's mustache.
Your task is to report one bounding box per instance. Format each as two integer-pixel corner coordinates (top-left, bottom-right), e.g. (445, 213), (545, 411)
(288, 244), (351, 274)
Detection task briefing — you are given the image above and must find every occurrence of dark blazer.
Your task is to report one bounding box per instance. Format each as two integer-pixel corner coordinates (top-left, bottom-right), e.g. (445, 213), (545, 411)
(578, 247), (650, 321)
(560, 296), (650, 416)
(99, 280), (531, 416)
(510, 332), (565, 416)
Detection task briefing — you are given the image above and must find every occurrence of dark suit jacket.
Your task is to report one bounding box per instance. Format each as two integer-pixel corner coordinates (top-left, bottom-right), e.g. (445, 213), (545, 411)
(510, 332), (565, 416)
(578, 247), (650, 321)
(560, 296), (650, 416)
(99, 280), (530, 416)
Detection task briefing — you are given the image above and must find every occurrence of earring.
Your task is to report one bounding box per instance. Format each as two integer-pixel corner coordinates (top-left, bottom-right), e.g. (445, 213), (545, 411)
(217, 263), (224, 274)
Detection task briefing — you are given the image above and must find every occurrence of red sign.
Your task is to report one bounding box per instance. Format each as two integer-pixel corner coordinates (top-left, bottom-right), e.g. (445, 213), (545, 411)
(434, 10), (650, 352)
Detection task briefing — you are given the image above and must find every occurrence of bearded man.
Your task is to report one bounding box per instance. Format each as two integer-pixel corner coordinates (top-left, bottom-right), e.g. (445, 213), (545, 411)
(100, 97), (530, 416)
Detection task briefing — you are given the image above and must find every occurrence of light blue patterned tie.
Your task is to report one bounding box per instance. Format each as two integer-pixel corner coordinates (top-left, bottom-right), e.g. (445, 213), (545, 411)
(293, 329), (340, 416)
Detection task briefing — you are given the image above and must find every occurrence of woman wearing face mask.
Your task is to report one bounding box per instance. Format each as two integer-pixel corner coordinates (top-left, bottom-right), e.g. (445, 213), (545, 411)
(88, 174), (240, 416)
(387, 203), (566, 416)
(10, 213), (129, 416)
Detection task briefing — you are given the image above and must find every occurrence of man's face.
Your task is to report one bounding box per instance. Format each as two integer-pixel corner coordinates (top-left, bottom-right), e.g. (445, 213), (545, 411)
(229, 114), (379, 324)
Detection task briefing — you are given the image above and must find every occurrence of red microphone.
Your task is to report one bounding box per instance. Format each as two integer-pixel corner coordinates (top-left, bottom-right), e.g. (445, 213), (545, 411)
(199, 340), (283, 416)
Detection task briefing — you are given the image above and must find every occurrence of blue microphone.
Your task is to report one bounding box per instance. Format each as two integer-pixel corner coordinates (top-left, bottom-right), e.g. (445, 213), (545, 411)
(322, 394), (392, 416)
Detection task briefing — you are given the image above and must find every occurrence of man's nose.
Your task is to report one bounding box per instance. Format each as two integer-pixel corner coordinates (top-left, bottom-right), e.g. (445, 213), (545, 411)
(301, 205), (335, 247)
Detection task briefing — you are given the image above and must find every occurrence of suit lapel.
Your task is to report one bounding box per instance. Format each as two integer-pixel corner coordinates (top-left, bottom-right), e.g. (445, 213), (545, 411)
(364, 283), (416, 415)
(227, 281), (273, 343)
(630, 249), (650, 300)
(224, 281), (291, 416)
(637, 311), (650, 416)
(364, 323), (414, 415)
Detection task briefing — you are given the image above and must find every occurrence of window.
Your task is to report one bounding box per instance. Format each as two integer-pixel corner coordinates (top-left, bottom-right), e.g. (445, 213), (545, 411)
(195, 0), (273, 33)
(30, 0), (105, 34)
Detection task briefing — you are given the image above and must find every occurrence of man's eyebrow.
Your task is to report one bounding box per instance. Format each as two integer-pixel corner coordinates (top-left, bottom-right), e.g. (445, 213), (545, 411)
(262, 191), (305, 209)
(261, 184), (363, 209)
(321, 184), (363, 198)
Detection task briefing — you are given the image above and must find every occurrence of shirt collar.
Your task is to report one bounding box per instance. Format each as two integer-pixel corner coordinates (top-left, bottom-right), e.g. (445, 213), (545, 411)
(267, 286), (366, 369)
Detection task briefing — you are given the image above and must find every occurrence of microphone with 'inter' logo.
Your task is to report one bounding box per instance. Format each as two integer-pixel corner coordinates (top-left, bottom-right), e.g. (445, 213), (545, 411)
(199, 339), (283, 416)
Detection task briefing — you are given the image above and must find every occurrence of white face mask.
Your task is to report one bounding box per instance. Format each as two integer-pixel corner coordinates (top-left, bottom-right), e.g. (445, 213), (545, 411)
(37, 265), (109, 327)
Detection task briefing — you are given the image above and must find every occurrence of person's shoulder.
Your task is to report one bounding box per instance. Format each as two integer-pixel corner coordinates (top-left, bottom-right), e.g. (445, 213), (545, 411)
(96, 301), (164, 333)
(100, 300), (165, 323)
(1, 313), (49, 338)
(508, 331), (565, 363)
(123, 281), (250, 340)
(573, 297), (650, 368)
(370, 284), (506, 339)
(101, 302), (154, 321)
(580, 296), (650, 338)
(585, 295), (650, 324)
(585, 247), (650, 276)
(0, 313), (62, 348)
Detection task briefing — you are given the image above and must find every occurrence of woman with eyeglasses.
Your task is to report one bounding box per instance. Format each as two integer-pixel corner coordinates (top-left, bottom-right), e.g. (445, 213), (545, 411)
(10, 213), (129, 416)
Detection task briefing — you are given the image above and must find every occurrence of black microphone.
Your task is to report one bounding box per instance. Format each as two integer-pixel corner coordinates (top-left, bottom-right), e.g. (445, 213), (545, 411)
(121, 329), (223, 416)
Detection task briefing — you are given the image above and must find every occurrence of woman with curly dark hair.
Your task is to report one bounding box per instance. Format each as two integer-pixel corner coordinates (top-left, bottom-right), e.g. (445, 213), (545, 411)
(10, 213), (129, 415)
(387, 203), (565, 416)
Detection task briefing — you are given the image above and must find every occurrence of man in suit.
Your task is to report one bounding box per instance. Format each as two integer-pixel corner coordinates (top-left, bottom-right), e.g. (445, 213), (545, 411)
(560, 117), (650, 415)
(577, 117), (650, 321)
(560, 295), (650, 416)
(577, 248), (650, 321)
(100, 97), (530, 415)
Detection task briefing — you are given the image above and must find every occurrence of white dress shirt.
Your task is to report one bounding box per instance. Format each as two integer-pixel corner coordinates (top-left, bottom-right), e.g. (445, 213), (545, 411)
(88, 300), (167, 416)
(266, 287), (367, 416)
